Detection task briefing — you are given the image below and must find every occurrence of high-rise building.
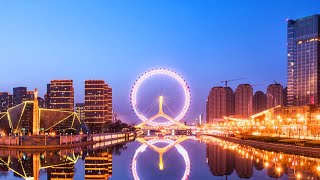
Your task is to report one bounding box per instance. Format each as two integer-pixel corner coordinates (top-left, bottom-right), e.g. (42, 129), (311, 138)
(283, 87), (288, 107)
(44, 84), (51, 108)
(13, 87), (27, 105)
(37, 97), (45, 108)
(253, 91), (267, 114)
(287, 14), (320, 106)
(267, 84), (283, 109)
(224, 87), (235, 116)
(26, 91), (34, 101)
(235, 84), (253, 118)
(85, 80), (112, 132)
(47, 80), (74, 111)
(206, 87), (234, 124)
(0, 92), (13, 112)
(76, 103), (85, 121)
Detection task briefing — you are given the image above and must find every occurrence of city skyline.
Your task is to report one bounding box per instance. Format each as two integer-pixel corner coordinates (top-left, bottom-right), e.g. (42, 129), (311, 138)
(0, 1), (319, 124)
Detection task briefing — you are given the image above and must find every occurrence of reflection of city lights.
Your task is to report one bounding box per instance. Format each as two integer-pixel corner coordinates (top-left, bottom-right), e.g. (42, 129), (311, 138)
(202, 135), (320, 178)
(132, 139), (190, 180)
(277, 167), (282, 173)
(296, 173), (302, 179)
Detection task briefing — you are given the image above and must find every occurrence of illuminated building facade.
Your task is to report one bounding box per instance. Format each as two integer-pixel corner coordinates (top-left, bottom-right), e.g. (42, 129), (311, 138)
(253, 91), (267, 114)
(287, 14), (320, 106)
(85, 80), (112, 132)
(26, 91), (34, 101)
(37, 97), (45, 108)
(206, 87), (235, 123)
(235, 84), (253, 118)
(47, 80), (74, 111)
(13, 87), (27, 106)
(85, 151), (112, 180)
(0, 92), (13, 112)
(76, 103), (85, 121)
(0, 89), (81, 135)
(267, 84), (283, 109)
(283, 87), (288, 106)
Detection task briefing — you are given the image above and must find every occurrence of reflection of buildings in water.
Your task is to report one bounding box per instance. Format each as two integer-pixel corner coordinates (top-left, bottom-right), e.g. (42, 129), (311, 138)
(85, 150), (113, 180)
(43, 151), (76, 180)
(204, 136), (320, 179)
(0, 157), (9, 172)
(206, 143), (235, 176)
(266, 162), (286, 179)
(0, 150), (79, 180)
(47, 163), (74, 180)
(11, 153), (35, 178)
(235, 154), (253, 178)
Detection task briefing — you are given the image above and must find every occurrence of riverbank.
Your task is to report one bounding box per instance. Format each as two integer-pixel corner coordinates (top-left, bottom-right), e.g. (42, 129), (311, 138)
(0, 141), (96, 149)
(204, 134), (320, 158)
(0, 131), (136, 149)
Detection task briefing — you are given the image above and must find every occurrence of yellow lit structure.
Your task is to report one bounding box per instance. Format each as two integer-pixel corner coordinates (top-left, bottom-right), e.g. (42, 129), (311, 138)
(0, 89), (81, 135)
(135, 96), (188, 129)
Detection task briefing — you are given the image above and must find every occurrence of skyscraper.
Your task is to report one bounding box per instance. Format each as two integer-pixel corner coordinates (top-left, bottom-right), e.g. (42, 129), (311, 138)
(253, 91), (267, 114)
(283, 87), (288, 107)
(206, 87), (234, 124)
(76, 103), (85, 121)
(47, 80), (74, 111)
(0, 92), (13, 112)
(85, 80), (112, 132)
(287, 14), (320, 106)
(13, 87), (27, 106)
(37, 97), (45, 108)
(267, 84), (283, 109)
(26, 91), (34, 101)
(235, 84), (253, 118)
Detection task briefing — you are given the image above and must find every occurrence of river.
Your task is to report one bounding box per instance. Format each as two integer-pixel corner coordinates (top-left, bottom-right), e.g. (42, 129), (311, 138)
(0, 135), (319, 180)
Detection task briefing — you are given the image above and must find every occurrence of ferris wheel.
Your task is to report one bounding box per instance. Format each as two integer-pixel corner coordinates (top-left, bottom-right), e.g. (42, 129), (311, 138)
(131, 68), (191, 127)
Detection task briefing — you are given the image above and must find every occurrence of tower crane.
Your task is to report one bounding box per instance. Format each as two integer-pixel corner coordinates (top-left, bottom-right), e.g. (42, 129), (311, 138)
(221, 78), (246, 87)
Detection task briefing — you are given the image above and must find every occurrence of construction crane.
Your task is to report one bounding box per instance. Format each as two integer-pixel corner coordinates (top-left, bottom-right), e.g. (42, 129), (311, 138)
(221, 78), (246, 87)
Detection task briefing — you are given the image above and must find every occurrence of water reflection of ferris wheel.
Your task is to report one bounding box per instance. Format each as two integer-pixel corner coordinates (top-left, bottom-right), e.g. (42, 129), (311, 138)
(131, 68), (191, 126)
(131, 138), (191, 180)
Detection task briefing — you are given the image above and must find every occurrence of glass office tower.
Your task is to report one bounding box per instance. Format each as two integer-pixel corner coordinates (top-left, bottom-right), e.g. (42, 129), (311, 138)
(287, 14), (320, 106)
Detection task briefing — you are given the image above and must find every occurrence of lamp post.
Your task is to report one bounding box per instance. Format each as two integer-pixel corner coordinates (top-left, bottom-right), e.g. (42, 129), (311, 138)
(45, 133), (48, 146)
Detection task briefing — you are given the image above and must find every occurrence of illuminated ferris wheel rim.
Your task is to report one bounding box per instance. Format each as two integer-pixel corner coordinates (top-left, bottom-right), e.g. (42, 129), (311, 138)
(131, 139), (191, 180)
(131, 68), (191, 126)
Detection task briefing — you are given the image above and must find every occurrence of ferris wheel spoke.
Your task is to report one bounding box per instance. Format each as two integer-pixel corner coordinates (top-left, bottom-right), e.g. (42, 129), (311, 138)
(164, 100), (180, 113)
(140, 99), (157, 113)
(163, 101), (176, 118)
(141, 100), (158, 118)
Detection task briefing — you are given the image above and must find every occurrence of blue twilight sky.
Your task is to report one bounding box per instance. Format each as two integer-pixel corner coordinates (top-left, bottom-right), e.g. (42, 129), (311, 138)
(0, 1), (319, 124)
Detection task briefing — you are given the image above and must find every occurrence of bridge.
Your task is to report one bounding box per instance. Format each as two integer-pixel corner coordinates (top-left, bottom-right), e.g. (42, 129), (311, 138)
(135, 96), (194, 130)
